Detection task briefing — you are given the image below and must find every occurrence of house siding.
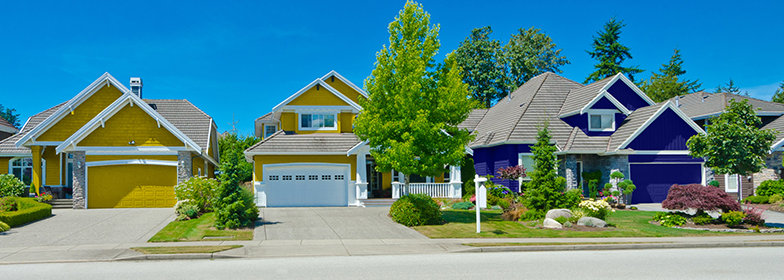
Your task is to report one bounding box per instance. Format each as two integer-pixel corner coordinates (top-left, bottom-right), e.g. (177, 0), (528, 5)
(78, 104), (184, 147)
(473, 144), (531, 192)
(626, 108), (698, 151)
(288, 85), (350, 106)
(607, 81), (649, 111)
(561, 113), (627, 137)
(37, 85), (123, 142)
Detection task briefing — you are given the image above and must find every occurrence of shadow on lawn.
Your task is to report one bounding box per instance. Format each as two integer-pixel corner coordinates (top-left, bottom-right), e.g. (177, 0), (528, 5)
(442, 210), (503, 223)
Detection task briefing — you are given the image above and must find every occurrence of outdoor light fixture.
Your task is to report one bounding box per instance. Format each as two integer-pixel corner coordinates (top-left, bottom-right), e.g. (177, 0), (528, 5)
(129, 140), (135, 145)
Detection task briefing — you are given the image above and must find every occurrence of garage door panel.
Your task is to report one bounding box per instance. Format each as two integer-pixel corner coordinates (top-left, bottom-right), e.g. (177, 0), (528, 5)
(88, 165), (177, 208)
(630, 164), (702, 204)
(265, 165), (348, 207)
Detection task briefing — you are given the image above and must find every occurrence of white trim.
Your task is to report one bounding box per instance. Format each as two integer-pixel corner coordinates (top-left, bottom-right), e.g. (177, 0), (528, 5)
(289, 105), (355, 112)
(271, 79), (362, 113)
(465, 146), (474, 156)
(16, 73), (131, 148)
(617, 101), (706, 150)
(0, 125), (17, 134)
(320, 70), (369, 98)
(260, 162), (353, 207)
(518, 153), (535, 181)
(29, 141), (62, 146)
(587, 112), (616, 132)
(580, 91), (632, 116)
(725, 174), (739, 193)
(631, 150), (692, 155)
(246, 151), (348, 156)
(346, 140), (369, 156)
(701, 163), (706, 186)
(59, 152), (63, 186)
(41, 158), (46, 187)
(86, 159), (178, 167)
(469, 141), (537, 149)
(75, 146), (187, 155)
(0, 153), (33, 157)
(55, 94), (202, 154)
(297, 112), (338, 131)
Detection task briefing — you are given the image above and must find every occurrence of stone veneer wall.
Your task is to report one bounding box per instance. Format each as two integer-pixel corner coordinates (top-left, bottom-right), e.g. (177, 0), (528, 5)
(177, 151), (193, 184)
(753, 151), (784, 190)
(557, 154), (629, 192)
(72, 151), (86, 209)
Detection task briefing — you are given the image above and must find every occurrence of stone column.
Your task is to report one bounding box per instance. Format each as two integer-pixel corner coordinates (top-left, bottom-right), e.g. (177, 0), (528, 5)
(177, 151), (193, 184)
(563, 155), (578, 190)
(72, 151), (86, 209)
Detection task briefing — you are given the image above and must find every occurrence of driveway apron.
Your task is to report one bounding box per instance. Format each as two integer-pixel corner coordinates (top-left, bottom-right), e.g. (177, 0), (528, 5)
(0, 208), (175, 247)
(257, 207), (427, 240)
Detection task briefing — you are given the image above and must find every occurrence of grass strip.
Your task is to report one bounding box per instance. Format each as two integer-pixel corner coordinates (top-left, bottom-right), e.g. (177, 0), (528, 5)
(148, 212), (254, 242)
(463, 242), (671, 247)
(131, 245), (242, 254)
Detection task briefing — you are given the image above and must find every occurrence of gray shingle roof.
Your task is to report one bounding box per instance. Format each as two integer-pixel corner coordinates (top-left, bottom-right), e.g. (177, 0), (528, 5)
(670, 92), (784, 119)
(144, 99), (214, 149)
(245, 131), (361, 154)
(0, 116), (16, 132)
(0, 101), (66, 155)
(458, 109), (487, 132)
(558, 76), (614, 116)
(762, 114), (784, 147)
(255, 112), (273, 122)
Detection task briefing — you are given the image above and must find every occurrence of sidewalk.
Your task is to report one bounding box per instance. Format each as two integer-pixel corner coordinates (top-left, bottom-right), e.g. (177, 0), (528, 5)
(3, 235), (784, 264)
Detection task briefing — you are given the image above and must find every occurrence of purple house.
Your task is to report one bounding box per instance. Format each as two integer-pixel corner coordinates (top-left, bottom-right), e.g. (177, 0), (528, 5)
(461, 72), (706, 204)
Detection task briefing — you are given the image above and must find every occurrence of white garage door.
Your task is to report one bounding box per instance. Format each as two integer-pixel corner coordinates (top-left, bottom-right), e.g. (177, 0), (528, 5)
(264, 164), (349, 207)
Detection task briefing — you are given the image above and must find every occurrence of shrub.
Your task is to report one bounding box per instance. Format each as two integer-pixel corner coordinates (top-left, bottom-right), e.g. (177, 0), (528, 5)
(501, 205), (526, 221)
(496, 198), (511, 210)
(175, 200), (200, 219)
(692, 213), (714, 225)
(757, 180), (784, 197)
(656, 214), (686, 227)
(554, 216), (568, 224)
(561, 189), (583, 209)
(0, 174), (25, 197)
(741, 195), (769, 204)
(0, 197), (18, 212)
(486, 194), (501, 206)
(389, 194), (442, 226)
(743, 203), (766, 226)
(722, 211), (746, 227)
(769, 194), (783, 204)
(569, 207), (587, 223)
(0, 221), (9, 232)
(0, 198), (52, 227)
(451, 201), (473, 210)
(578, 199), (614, 220)
(662, 184), (740, 213)
(214, 184), (259, 229)
(523, 176), (575, 212)
(708, 180), (720, 188)
(520, 209), (543, 221)
(488, 185), (514, 199)
(174, 176), (220, 212)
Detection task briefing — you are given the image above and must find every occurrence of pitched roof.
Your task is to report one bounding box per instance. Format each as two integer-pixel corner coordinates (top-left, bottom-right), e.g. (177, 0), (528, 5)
(245, 131), (361, 156)
(763, 115), (784, 151)
(0, 101), (66, 155)
(458, 109), (487, 132)
(255, 112), (273, 122)
(144, 99), (214, 149)
(558, 76), (614, 116)
(670, 92), (784, 119)
(0, 116), (17, 134)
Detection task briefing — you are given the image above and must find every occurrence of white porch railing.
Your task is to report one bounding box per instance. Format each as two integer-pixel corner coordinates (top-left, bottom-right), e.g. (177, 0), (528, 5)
(392, 182), (461, 198)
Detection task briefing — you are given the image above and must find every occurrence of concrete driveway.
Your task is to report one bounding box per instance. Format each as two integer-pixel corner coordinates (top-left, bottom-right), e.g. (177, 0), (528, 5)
(0, 208), (174, 248)
(256, 207), (427, 240)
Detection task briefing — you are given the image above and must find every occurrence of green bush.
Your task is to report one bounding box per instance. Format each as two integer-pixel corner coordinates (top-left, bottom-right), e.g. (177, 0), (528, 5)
(174, 176), (220, 212)
(652, 212), (686, 227)
(0, 197), (18, 212)
(488, 185), (513, 199)
(757, 180), (784, 197)
(0, 198), (52, 227)
(175, 200), (200, 219)
(496, 198), (510, 210)
(0, 221), (9, 232)
(741, 195), (770, 204)
(707, 180), (720, 188)
(692, 213), (714, 225)
(519, 209), (543, 221)
(569, 207), (587, 223)
(554, 216), (568, 224)
(389, 194), (442, 226)
(215, 184), (259, 229)
(451, 201), (473, 210)
(769, 194), (783, 204)
(0, 174), (25, 197)
(722, 211), (746, 227)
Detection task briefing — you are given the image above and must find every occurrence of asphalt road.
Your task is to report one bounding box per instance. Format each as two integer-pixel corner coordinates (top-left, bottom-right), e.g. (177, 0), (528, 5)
(2, 247), (783, 279)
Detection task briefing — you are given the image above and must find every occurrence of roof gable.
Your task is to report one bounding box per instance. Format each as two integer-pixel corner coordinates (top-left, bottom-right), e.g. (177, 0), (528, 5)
(604, 74), (654, 111)
(321, 71), (368, 100)
(76, 102), (185, 148)
(559, 73), (654, 118)
(272, 71), (362, 112)
(617, 101), (704, 151)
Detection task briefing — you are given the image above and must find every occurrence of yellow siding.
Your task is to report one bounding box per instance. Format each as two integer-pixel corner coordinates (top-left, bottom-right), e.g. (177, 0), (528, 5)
(87, 164), (177, 208)
(382, 172), (391, 190)
(280, 112), (296, 131)
(339, 113), (354, 133)
(435, 173), (445, 183)
(43, 147), (60, 185)
(38, 85), (123, 141)
(324, 76), (364, 105)
(193, 155), (204, 176)
(79, 104), (184, 147)
(207, 163), (214, 178)
(288, 85), (350, 106)
(254, 155), (356, 181)
(208, 127), (216, 158)
(0, 157), (8, 175)
(86, 155), (177, 162)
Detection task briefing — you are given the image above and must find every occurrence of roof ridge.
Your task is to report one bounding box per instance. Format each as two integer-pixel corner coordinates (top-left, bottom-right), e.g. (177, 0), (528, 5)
(565, 126), (578, 150)
(505, 73), (549, 142)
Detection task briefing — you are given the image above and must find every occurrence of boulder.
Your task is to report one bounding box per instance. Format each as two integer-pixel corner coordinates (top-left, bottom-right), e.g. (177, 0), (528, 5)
(542, 218), (563, 229)
(577, 217), (607, 227)
(545, 209), (573, 220)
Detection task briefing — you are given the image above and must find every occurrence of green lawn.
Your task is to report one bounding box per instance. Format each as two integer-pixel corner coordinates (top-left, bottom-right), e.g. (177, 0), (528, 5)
(414, 210), (777, 238)
(148, 212), (254, 242)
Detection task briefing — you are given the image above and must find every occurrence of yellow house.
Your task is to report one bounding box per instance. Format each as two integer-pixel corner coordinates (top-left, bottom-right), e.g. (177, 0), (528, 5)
(0, 73), (219, 209)
(245, 71), (461, 207)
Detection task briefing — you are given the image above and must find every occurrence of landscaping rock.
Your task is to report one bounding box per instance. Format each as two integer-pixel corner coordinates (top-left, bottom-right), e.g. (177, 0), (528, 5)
(543, 218), (563, 229)
(545, 209), (573, 220)
(577, 217), (607, 227)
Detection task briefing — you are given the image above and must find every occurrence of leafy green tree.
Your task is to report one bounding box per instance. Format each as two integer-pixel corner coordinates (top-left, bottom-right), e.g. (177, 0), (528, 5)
(0, 104), (21, 129)
(523, 120), (571, 214)
(770, 81), (784, 103)
(687, 99), (777, 199)
(355, 0), (475, 188)
(214, 137), (258, 229)
(638, 49), (702, 102)
(455, 26), (505, 108)
(714, 79), (749, 96)
(219, 133), (259, 182)
(585, 17), (644, 83)
(504, 27), (570, 92)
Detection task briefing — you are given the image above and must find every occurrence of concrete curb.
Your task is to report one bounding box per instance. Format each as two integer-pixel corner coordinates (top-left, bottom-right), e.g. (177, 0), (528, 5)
(455, 241), (784, 253)
(116, 253), (242, 261)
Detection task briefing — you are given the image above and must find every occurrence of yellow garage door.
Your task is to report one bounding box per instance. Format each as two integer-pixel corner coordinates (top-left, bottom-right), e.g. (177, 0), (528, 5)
(87, 164), (177, 208)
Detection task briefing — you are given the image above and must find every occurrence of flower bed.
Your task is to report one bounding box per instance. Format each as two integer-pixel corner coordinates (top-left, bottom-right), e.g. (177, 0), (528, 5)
(0, 197), (53, 227)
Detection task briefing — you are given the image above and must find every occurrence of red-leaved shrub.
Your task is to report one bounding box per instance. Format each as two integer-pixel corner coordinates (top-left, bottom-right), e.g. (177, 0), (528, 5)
(742, 203), (766, 226)
(662, 184), (740, 213)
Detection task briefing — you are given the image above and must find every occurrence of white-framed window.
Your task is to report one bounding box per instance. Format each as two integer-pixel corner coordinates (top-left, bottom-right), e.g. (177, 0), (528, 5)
(518, 153), (535, 181)
(589, 113), (614, 131)
(10, 157), (33, 186)
(264, 125), (277, 138)
(725, 174), (739, 193)
(299, 113), (336, 130)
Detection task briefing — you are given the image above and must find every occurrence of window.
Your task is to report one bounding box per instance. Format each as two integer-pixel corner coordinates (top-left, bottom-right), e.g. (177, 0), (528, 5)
(518, 154), (534, 181)
(309, 175), (318, 180)
(725, 174), (739, 193)
(10, 158), (33, 185)
(300, 114), (336, 129)
(269, 175), (279, 181)
(335, 175), (344, 180)
(296, 175), (306, 180)
(264, 125), (277, 138)
(589, 114), (614, 131)
(322, 175), (331, 180)
(282, 175), (292, 181)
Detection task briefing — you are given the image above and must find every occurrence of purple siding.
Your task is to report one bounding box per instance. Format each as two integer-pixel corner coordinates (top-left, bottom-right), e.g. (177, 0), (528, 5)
(590, 96), (620, 110)
(607, 81), (650, 111)
(473, 144), (531, 192)
(629, 155), (703, 163)
(561, 113), (627, 137)
(630, 163), (702, 203)
(626, 108), (699, 151)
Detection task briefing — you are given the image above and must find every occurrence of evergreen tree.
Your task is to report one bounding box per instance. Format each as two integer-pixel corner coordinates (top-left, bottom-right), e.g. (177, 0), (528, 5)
(771, 81), (784, 103)
(714, 79), (749, 96)
(214, 138), (258, 229)
(0, 104), (21, 129)
(523, 120), (568, 214)
(503, 27), (570, 93)
(585, 17), (644, 83)
(455, 26), (505, 108)
(638, 49), (702, 102)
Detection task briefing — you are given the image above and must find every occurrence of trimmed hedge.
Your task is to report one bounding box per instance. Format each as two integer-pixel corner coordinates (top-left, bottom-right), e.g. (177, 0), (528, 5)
(757, 180), (784, 197)
(389, 194), (442, 227)
(0, 197), (52, 227)
(741, 195), (770, 204)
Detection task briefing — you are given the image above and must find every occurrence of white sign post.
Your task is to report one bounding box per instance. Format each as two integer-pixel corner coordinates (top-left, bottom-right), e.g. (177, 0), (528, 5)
(474, 174), (488, 233)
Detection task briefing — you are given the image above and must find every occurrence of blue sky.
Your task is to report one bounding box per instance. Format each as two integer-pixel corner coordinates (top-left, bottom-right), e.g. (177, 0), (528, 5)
(1, 0), (782, 135)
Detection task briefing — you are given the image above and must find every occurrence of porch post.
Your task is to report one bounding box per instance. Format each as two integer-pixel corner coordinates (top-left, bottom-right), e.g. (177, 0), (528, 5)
(449, 165), (462, 198)
(355, 151), (368, 199)
(72, 151), (86, 209)
(31, 146), (43, 195)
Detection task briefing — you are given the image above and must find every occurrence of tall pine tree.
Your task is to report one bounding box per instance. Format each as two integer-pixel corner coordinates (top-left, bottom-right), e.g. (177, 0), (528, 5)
(584, 17), (643, 83)
(638, 49), (702, 102)
(771, 81), (784, 103)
